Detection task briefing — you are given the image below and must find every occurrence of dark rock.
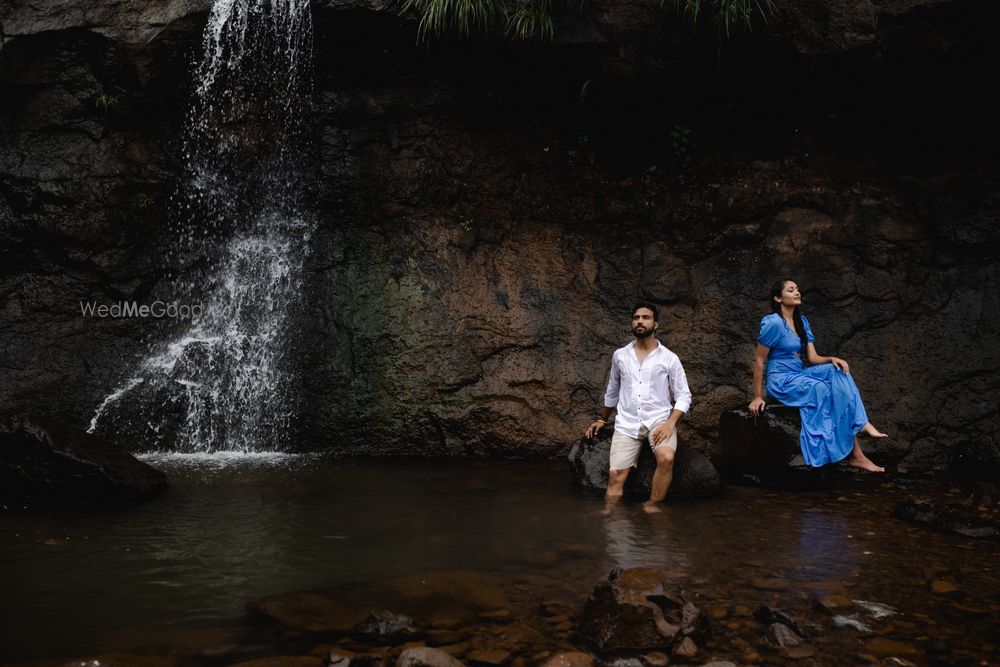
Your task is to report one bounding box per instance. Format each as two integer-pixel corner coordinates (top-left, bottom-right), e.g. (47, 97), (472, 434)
(892, 499), (999, 540)
(714, 407), (828, 489)
(715, 406), (902, 489)
(568, 436), (722, 500)
(576, 567), (710, 654)
(353, 609), (421, 643)
(950, 437), (1000, 483)
(0, 415), (167, 509)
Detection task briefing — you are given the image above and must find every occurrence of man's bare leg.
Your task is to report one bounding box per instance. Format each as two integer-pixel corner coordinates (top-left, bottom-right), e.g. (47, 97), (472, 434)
(604, 468), (631, 514)
(847, 437), (885, 472)
(643, 447), (675, 513)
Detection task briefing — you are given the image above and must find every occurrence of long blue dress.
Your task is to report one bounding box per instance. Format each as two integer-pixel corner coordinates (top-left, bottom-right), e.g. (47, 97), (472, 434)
(757, 313), (869, 467)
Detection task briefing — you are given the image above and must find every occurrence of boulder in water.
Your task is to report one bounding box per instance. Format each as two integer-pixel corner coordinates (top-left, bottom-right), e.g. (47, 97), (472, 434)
(575, 567), (710, 654)
(568, 435), (721, 500)
(713, 406), (828, 489)
(0, 415), (168, 509)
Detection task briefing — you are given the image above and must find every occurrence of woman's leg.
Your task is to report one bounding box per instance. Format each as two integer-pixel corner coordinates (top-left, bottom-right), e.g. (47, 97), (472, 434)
(861, 422), (888, 438)
(847, 436), (885, 472)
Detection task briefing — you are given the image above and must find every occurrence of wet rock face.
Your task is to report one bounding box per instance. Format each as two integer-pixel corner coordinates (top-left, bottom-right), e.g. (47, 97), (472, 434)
(576, 567), (710, 654)
(567, 434), (721, 499)
(1, 0), (998, 469)
(0, 415), (168, 508)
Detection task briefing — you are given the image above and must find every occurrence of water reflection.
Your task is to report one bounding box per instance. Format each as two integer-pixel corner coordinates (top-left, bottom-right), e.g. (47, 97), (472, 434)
(600, 504), (691, 577)
(794, 507), (859, 582)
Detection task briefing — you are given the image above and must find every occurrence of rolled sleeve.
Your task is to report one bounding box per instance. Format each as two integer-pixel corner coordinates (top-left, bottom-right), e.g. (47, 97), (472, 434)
(669, 360), (692, 414)
(603, 353), (621, 407)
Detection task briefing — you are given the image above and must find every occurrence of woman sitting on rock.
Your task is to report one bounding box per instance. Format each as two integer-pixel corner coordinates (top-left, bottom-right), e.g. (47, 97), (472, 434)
(748, 279), (887, 472)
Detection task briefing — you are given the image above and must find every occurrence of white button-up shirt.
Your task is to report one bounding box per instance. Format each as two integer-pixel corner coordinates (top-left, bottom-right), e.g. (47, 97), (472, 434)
(603, 340), (692, 439)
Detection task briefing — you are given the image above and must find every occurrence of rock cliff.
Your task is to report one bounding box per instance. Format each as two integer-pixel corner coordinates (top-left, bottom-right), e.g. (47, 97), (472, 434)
(1, 0), (997, 468)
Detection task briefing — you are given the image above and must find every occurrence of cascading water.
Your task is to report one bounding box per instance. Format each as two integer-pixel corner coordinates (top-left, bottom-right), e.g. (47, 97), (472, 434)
(89, 0), (314, 453)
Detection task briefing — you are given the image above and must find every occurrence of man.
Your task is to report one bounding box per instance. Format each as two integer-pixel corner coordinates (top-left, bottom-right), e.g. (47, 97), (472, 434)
(586, 303), (692, 512)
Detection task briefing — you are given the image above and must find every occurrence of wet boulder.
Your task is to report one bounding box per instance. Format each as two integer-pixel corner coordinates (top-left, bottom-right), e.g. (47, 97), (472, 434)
(568, 434), (721, 500)
(0, 415), (168, 509)
(576, 567), (710, 655)
(892, 499), (999, 540)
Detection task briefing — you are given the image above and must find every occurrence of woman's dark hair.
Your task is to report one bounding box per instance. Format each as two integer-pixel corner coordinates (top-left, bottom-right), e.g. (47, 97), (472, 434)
(631, 301), (659, 322)
(769, 279), (809, 359)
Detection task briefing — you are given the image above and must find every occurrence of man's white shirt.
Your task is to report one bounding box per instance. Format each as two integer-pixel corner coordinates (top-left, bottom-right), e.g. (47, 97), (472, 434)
(603, 339), (692, 439)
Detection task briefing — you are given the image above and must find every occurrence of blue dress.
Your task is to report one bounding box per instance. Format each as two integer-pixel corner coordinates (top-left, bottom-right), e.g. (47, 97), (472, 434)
(757, 313), (869, 467)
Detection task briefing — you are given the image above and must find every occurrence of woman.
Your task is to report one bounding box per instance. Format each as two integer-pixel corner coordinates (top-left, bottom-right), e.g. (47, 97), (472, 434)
(748, 279), (887, 472)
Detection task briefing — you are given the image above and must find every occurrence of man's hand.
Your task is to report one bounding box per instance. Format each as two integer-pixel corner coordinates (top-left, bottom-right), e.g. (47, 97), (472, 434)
(585, 420), (607, 439)
(650, 421), (674, 446)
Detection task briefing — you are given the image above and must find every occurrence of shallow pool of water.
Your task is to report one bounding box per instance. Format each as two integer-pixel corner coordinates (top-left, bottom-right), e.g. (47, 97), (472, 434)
(1, 456), (996, 665)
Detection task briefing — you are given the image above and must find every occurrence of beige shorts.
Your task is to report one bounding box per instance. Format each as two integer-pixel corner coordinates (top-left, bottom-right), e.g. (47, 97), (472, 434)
(609, 423), (678, 470)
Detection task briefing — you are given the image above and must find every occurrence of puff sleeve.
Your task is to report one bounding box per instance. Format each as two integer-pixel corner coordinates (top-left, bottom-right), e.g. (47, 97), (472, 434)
(757, 315), (782, 349)
(801, 316), (816, 343)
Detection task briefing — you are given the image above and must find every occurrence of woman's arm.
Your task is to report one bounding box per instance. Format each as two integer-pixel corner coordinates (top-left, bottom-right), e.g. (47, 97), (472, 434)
(805, 343), (850, 373)
(749, 343), (769, 415)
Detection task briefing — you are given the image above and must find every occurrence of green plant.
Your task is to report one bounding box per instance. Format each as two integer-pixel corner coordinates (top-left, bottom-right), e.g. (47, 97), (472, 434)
(136, 193), (155, 209)
(95, 93), (121, 113)
(669, 0), (775, 38)
(458, 214), (474, 231)
(671, 125), (691, 155)
(400, 0), (583, 42)
(507, 1), (554, 40)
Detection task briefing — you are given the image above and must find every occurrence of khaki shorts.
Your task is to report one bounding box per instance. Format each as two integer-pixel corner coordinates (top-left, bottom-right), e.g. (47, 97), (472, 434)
(609, 423), (678, 470)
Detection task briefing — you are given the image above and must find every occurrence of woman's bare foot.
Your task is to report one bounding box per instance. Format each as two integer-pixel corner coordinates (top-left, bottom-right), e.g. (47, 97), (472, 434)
(861, 423), (889, 438)
(642, 501), (663, 514)
(847, 452), (885, 473)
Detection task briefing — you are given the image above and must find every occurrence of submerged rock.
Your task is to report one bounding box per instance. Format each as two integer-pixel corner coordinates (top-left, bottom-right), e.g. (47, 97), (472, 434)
(539, 653), (594, 667)
(353, 609), (421, 643)
(397, 647), (464, 667)
(568, 436), (721, 500)
(253, 570), (512, 635)
(892, 499), (999, 540)
(576, 567), (710, 654)
(765, 623), (802, 649)
(0, 415), (168, 509)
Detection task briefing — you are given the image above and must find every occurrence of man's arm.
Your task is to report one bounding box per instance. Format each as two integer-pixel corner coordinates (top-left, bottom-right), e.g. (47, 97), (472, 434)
(586, 354), (620, 438)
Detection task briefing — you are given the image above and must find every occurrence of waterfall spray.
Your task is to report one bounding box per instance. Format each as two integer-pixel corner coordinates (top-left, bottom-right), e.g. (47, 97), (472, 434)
(89, 0), (314, 453)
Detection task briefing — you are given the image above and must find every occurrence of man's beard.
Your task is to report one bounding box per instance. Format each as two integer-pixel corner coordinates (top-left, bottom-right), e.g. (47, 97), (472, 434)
(632, 326), (654, 339)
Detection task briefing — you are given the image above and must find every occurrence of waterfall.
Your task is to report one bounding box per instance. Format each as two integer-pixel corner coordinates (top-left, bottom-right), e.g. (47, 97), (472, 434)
(89, 0), (314, 453)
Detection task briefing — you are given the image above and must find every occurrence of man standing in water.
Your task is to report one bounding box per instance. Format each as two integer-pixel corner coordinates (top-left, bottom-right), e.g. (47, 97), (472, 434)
(586, 303), (692, 512)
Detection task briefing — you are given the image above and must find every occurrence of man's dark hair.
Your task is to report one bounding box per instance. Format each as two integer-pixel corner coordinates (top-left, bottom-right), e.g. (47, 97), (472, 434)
(631, 301), (659, 322)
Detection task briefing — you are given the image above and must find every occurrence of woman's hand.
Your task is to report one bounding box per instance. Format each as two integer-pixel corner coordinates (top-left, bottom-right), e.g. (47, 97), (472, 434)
(749, 397), (766, 416)
(831, 357), (850, 374)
